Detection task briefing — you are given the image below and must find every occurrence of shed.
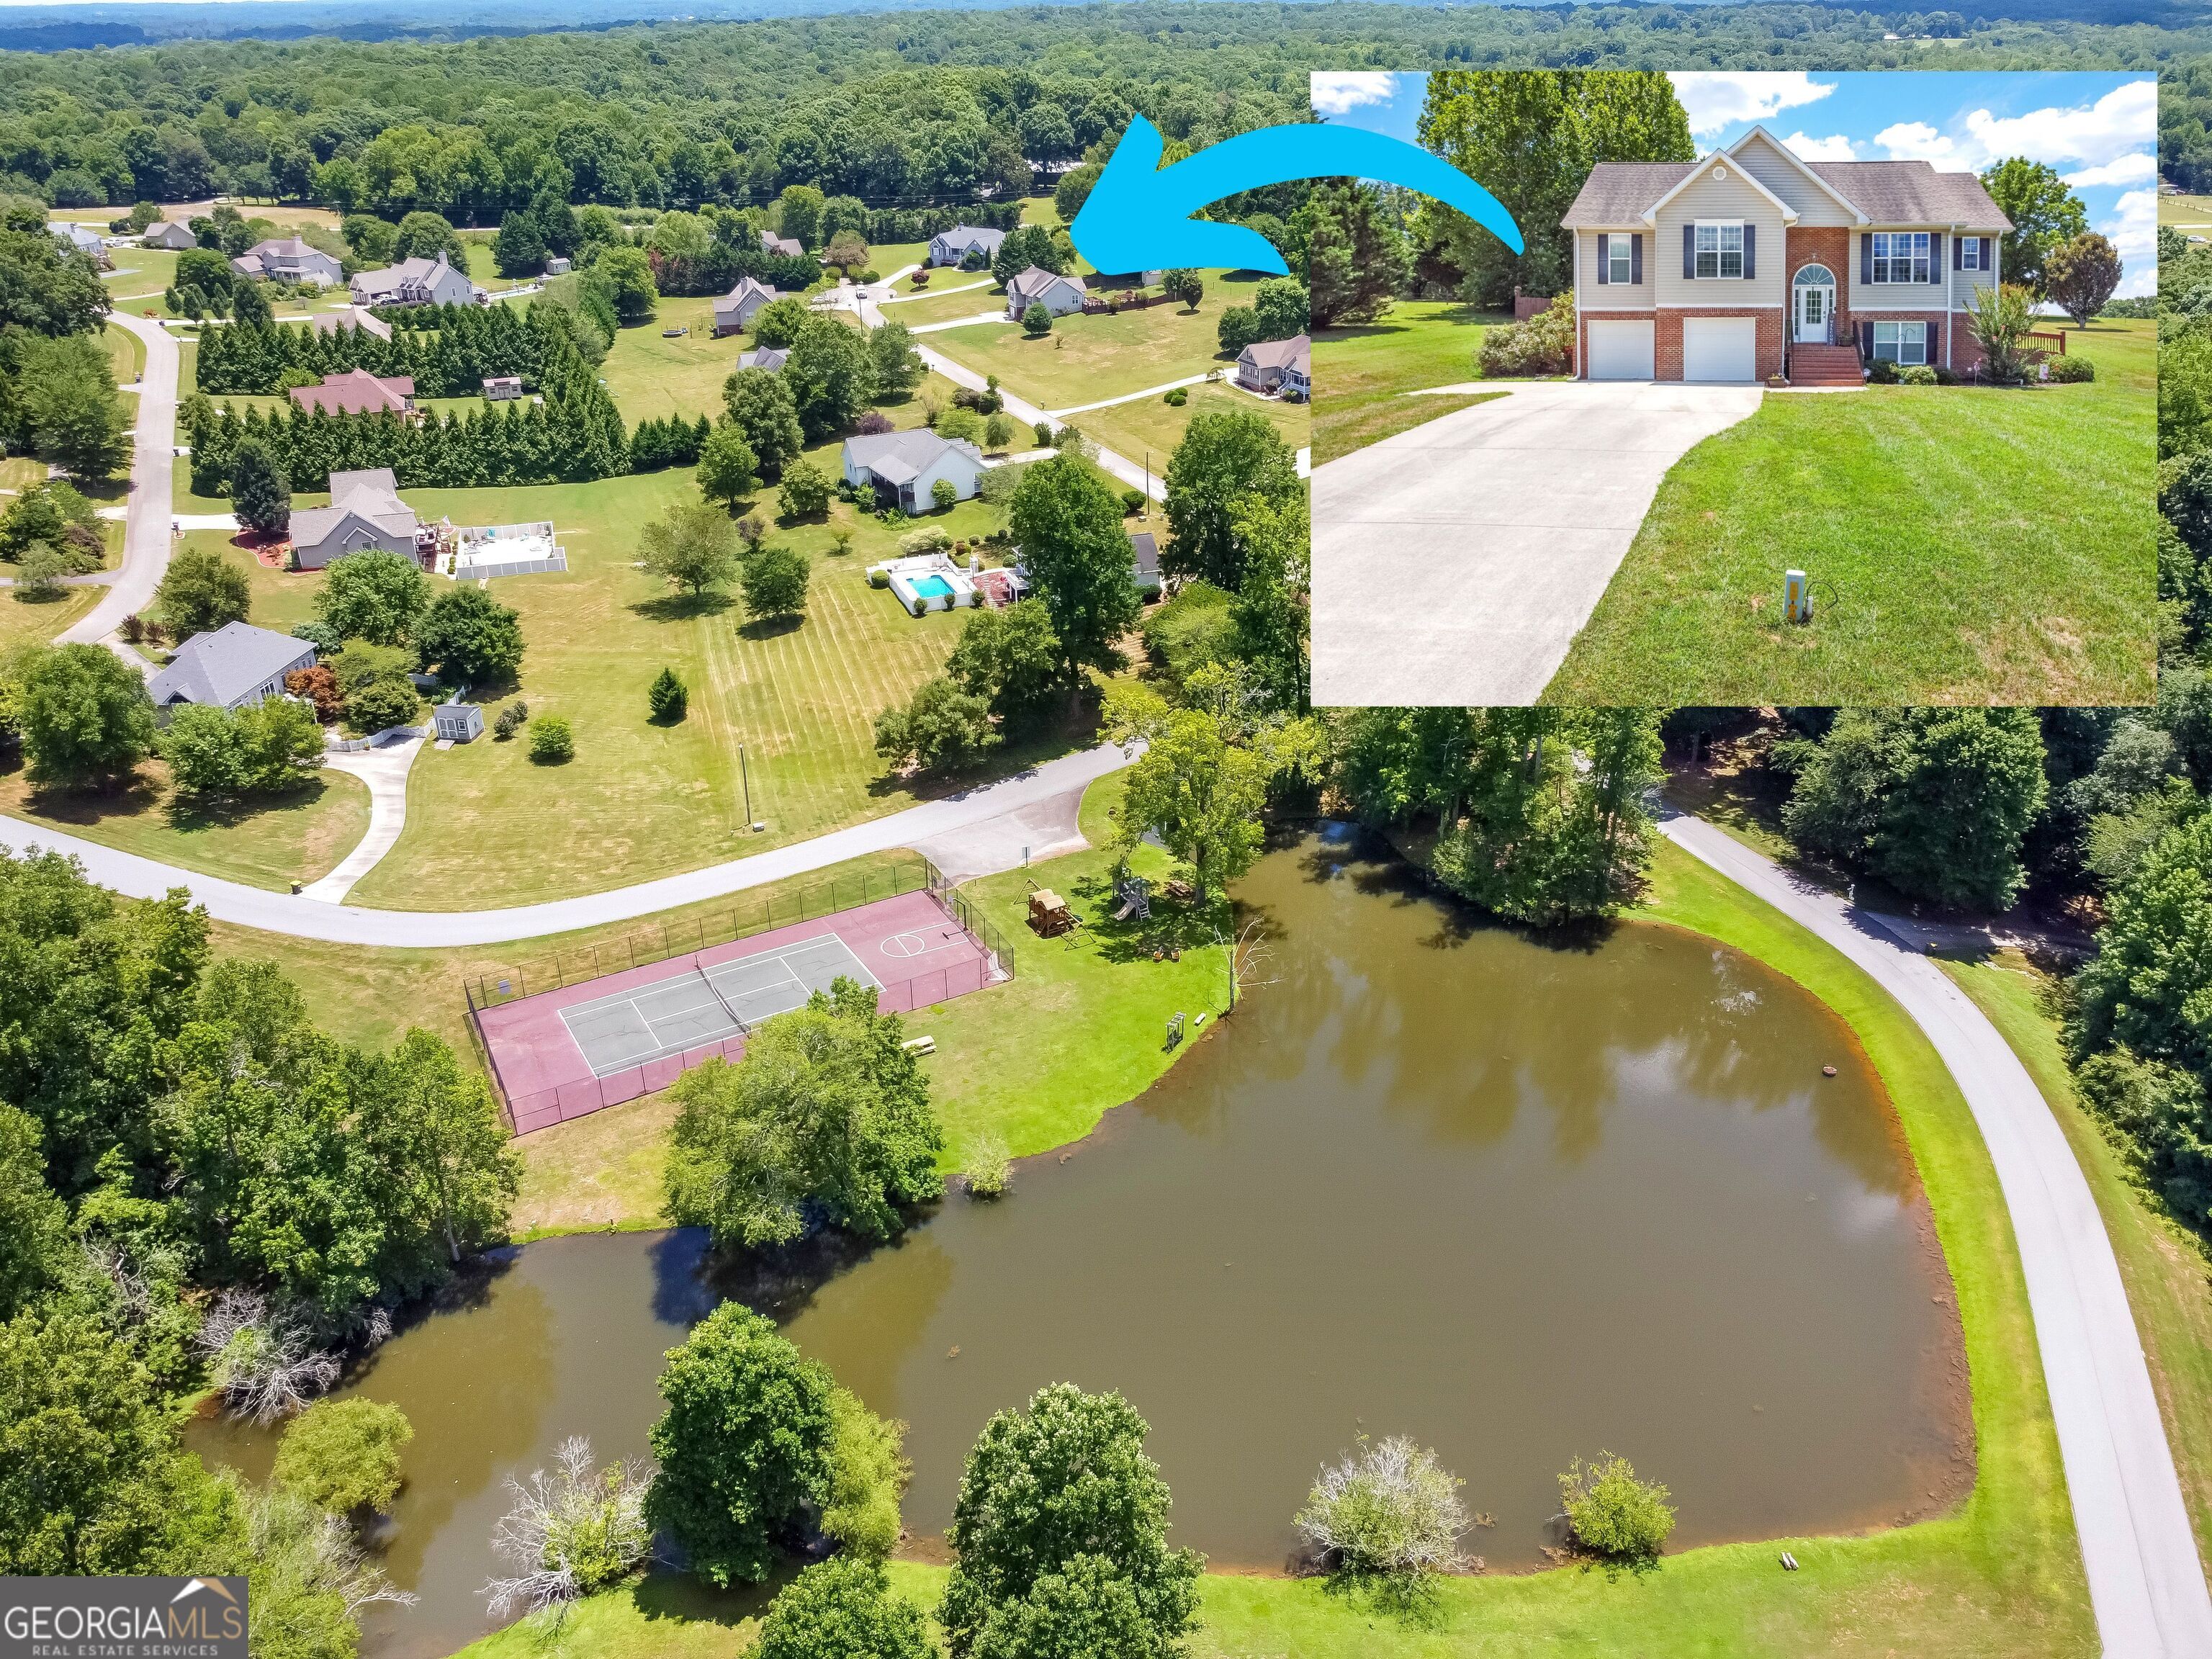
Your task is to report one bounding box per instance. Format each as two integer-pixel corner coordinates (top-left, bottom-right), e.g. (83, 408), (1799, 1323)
(483, 376), (523, 400)
(433, 701), (485, 742)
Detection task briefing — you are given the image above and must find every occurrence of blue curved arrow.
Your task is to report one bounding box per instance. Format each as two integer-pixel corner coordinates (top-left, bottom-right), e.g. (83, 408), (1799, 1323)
(1071, 114), (1523, 278)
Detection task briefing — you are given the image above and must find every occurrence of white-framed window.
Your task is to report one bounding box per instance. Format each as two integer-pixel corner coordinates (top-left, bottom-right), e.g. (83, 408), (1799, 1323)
(1872, 231), (1931, 284)
(1694, 221), (1744, 279)
(1960, 237), (1982, 271)
(1872, 320), (1928, 365)
(1606, 235), (1632, 284)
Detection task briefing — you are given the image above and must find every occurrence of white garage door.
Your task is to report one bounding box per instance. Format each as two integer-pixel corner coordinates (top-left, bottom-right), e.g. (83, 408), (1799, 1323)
(1682, 316), (1758, 382)
(1586, 318), (1655, 381)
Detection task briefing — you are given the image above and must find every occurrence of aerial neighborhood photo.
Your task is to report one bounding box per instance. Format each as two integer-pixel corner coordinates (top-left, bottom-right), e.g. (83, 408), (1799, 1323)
(0, 7), (2206, 1659)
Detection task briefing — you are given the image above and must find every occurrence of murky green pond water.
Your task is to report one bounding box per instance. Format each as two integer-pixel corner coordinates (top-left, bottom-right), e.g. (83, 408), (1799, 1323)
(194, 833), (1966, 1657)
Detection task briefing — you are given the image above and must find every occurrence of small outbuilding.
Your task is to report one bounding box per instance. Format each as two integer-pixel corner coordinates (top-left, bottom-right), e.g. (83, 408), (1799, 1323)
(433, 701), (485, 742)
(1028, 889), (1075, 937)
(483, 375), (524, 400)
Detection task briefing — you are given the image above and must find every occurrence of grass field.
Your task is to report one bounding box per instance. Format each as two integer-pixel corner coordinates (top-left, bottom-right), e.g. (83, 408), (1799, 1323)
(878, 276), (1004, 327)
(2160, 190), (2212, 226)
(1069, 379), (1306, 481)
(0, 581), (99, 648)
(1941, 953), (2212, 1569)
(1542, 318), (2157, 706)
(1311, 301), (1503, 464)
(447, 832), (2097, 1659)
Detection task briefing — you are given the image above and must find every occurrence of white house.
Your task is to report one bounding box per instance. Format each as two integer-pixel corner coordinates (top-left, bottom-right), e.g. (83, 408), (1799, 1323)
(148, 622), (318, 713)
(289, 468), (425, 571)
(48, 223), (108, 266)
(1236, 334), (1310, 398)
(842, 430), (986, 513)
(233, 237), (343, 287)
(712, 276), (783, 336)
(140, 220), (195, 251)
(350, 253), (481, 310)
(1004, 266), (1086, 320)
(929, 225), (1006, 268)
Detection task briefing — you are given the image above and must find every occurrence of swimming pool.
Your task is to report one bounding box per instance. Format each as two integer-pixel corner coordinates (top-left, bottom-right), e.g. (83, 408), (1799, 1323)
(910, 575), (955, 598)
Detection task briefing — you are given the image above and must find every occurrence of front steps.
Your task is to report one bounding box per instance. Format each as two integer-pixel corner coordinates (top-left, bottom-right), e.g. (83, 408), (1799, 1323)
(1786, 343), (1865, 388)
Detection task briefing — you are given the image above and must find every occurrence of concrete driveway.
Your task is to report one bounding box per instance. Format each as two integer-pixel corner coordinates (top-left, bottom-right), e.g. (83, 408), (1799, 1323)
(1312, 381), (1763, 706)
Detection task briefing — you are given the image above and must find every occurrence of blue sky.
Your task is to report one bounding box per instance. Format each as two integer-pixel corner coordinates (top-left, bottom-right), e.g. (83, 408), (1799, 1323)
(1311, 71), (2157, 294)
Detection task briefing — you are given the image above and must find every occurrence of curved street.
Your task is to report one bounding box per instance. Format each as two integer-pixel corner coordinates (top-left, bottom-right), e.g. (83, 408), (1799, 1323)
(1660, 813), (2212, 1659)
(63, 310), (181, 667)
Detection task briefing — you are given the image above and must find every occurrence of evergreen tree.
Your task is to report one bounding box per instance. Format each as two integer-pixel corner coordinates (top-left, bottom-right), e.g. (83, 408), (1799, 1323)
(230, 439), (291, 536)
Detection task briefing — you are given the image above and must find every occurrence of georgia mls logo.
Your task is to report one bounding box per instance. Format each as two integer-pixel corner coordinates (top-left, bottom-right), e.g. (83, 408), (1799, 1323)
(1, 1575), (248, 1658)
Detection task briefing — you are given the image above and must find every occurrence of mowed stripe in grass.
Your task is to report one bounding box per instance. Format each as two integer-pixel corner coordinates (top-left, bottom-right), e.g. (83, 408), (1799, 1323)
(1313, 301), (1503, 464)
(1543, 320), (2156, 706)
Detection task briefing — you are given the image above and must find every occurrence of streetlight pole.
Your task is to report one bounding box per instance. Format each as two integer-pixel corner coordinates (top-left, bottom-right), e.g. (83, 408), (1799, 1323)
(739, 742), (756, 830)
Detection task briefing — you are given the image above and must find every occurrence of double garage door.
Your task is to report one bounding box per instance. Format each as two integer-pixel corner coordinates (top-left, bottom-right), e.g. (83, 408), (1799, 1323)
(1584, 316), (1758, 382)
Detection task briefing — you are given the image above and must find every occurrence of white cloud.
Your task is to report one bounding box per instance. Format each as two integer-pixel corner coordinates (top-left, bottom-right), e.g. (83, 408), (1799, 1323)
(2064, 151), (2157, 189)
(1667, 72), (1835, 138)
(1783, 132), (1858, 162)
(1963, 78), (2154, 172)
(1874, 121), (1956, 162)
(2103, 187), (2157, 297)
(1310, 72), (1401, 119)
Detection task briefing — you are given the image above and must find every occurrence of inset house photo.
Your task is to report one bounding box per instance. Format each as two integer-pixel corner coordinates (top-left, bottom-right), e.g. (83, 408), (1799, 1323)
(1308, 70), (2155, 706)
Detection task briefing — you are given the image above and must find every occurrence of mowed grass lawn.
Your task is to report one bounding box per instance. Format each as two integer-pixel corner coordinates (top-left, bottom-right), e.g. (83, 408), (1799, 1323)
(2159, 191), (2212, 226)
(878, 276), (1004, 327)
(450, 832), (2097, 1659)
(1311, 300), (1504, 464)
(1543, 318), (2156, 706)
(1071, 380), (1305, 480)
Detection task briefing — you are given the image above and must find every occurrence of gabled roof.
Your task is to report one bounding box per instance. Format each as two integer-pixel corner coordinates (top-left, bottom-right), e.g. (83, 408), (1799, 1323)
(141, 221), (194, 248)
(843, 428), (984, 476)
(738, 347), (788, 372)
(935, 225), (1006, 252)
(1006, 265), (1084, 305)
(760, 231), (804, 258)
(1805, 160), (2013, 228)
(1130, 531), (1159, 581)
(1640, 148), (1802, 228)
(714, 276), (781, 315)
(246, 237), (335, 263)
(353, 253), (465, 296)
(148, 621), (314, 708)
(288, 369), (415, 415)
(290, 467), (418, 548)
(310, 310), (392, 341)
(1725, 128), (1868, 223)
(1241, 333), (1310, 372)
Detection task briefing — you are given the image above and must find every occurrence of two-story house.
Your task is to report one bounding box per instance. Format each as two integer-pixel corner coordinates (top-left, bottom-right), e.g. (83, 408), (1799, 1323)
(1560, 125), (2012, 385)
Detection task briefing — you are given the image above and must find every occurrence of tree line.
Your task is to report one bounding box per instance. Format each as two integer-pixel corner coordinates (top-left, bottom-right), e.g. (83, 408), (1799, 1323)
(193, 302), (549, 397)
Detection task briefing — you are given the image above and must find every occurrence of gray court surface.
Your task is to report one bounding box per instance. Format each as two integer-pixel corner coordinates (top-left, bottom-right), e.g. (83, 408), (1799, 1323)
(558, 933), (879, 1078)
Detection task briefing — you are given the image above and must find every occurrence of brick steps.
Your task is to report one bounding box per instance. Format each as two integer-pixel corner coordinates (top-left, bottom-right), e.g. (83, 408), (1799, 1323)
(1787, 343), (1864, 388)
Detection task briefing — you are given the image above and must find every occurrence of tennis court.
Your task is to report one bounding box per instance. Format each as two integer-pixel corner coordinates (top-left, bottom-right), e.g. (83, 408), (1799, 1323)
(475, 887), (1002, 1133)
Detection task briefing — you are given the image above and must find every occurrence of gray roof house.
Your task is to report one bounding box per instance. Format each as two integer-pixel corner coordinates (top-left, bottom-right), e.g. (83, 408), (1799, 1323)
(140, 220), (195, 251)
(1236, 333), (1310, 397)
(233, 238), (343, 287)
(310, 309), (393, 342)
(1130, 531), (1162, 595)
(148, 621), (318, 712)
(289, 467), (423, 572)
(1004, 266), (1086, 320)
(350, 253), (481, 310)
(841, 430), (987, 513)
(48, 223), (109, 266)
(737, 346), (788, 372)
(930, 225), (1006, 267)
(760, 230), (805, 258)
(1561, 124), (2014, 385)
(712, 276), (783, 336)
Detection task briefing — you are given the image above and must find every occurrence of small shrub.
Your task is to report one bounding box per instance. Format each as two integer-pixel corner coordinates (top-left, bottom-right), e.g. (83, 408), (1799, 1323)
(493, 699), (528, 739)
(648, 667), (688, 723)
(1558, 1452), (1675, 1569)
(2046, 354), (2095, 383)
(966, 1133), (1012, 1198)
(1868, 358), (1900, 385)
(854, 410), (895, 436)
(1295, 1435), (1467, 1597)
(1164, 387), (1188, 406)
(273, 1399), (413, 1517)
(1022, 301), (1052, 338)
(1476, 293), (1573, 378)
(931, 478), (958, 511)
(1032, 420), (1053, 448)
(1120, 489), (1146, 516)
(868, 567), (890, 588)
(1896, 364), (1938, 385)
(529, 714), (575, 763)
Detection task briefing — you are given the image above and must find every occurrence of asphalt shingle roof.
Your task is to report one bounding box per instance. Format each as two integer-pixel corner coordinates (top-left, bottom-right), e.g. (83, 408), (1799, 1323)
(148, 621), (314, 709)
(1561, 144), (2012, 230)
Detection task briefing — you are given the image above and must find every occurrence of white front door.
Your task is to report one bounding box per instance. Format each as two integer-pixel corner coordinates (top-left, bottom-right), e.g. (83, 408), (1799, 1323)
(1794, 283), (1833, 343)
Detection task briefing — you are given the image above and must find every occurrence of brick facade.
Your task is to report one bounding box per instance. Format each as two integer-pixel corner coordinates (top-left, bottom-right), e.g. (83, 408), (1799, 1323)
(1576, 309), (1653, 378)
(1655, 308), (1784, 382)
(1849, 308), (1958, 372)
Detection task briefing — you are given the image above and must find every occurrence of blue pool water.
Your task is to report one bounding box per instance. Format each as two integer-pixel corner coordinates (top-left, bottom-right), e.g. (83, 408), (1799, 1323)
(910, 575), (954, 598)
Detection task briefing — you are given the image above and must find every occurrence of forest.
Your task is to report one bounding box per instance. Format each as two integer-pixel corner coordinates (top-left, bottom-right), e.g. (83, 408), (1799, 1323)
(0, 4), (2191, 217)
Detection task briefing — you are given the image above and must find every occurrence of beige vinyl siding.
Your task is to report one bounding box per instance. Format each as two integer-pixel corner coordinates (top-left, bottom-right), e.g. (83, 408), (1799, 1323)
(1575, 229), (1654, 311)
(1853, 228), (1997, 313)
(1950, 237), (2000, 310)
(1655, 171), (1787, 309)
(1730, 132), (1858, 227)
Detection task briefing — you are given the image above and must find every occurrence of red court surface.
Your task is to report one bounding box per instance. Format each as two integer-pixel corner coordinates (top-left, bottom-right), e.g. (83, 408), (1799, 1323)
(476, 888), (999, 1134)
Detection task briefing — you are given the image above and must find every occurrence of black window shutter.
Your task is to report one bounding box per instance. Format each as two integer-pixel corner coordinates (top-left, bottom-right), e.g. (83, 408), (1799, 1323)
(1858, 320), (1871, 357)
(1982, 236), (1993, 271)
(1631, 233), (1642, 286)
(1683, 222), (1695, 279)
(1861, 233), (1872, 285)
(1952, 234), (1963, 271)
(1930, 232), (1943, 274)
(1743, 223), (1755, 280)
(1596, 233), (1609, 285)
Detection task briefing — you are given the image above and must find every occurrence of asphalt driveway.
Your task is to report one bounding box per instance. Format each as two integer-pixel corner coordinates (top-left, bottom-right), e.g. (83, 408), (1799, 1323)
(1313, 381), (1764, 706)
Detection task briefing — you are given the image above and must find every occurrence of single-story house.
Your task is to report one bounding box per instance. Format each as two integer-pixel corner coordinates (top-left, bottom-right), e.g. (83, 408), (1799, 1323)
(140, 220), (195, 251)
(350, 253), (482, 310)
(483, 375), (524, 400)
(1560, 123), (2014, 385)
(546, 255), (572, 276)
(48, 223), (108, 266)
(712, 276), (783, 336)
(737, 347), (788, 372)
(760, 230), (805, 259)
(841, 430), (987, 513)
(289, 467), (424, 571)
(1005, 265), (1087, 320)
(1236, 334), (1310, 397)
(310, 309), (393, 342)
(232, 238), (343, 288)
(1130, 531), (1162, 595)
(289, 369), (416, 417)
(930, 225), (1006, 268)
(148, 621), (318, 713)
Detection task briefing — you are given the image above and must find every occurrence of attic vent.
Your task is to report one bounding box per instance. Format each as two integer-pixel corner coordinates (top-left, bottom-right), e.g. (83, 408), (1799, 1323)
(1712, 166), (1729, 180)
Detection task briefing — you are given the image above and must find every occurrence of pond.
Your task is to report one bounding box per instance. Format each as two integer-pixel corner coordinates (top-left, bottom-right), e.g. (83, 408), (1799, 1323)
(192, 832), (1969, 1657)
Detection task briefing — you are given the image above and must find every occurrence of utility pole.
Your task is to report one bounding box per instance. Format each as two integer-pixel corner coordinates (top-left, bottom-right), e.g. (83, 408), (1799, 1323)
(739, 742), (757, 831)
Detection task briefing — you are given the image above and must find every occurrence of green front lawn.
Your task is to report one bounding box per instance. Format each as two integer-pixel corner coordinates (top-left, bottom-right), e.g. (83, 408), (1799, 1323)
(1069, 380), (1306, 480)
(445, 832), (2092, 1659)
(2159, 191), (2212, 227)
(880, 276), (1006, 328)
(1311, 300), (1501, 464)
(1543, 318), (2156, 706)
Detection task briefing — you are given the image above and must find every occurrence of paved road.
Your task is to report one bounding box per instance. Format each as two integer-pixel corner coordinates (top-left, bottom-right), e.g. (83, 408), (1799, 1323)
(0, 741), (1134, 947)
(1312, 382), (1761, 706)
(1662, 814), (2212, 1659)
(61, 311), (179, 664)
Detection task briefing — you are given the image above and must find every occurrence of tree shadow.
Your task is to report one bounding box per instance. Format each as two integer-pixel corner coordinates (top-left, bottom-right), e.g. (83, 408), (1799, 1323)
(19, 770), (165, 824)
(162, 778), (332, 835)
(630, 590), (734, 625)
(736, 614), (803, 642)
